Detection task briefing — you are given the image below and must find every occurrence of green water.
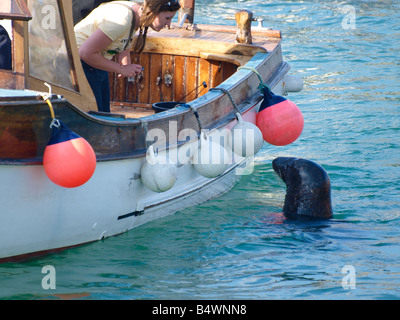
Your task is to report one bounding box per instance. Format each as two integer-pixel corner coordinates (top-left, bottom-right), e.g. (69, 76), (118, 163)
(1, 0), (399, 300)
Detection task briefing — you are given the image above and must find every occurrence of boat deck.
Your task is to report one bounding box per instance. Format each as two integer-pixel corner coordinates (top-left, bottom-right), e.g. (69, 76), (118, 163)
(145, 24), (281, 60)
(110, 105), (155, 118)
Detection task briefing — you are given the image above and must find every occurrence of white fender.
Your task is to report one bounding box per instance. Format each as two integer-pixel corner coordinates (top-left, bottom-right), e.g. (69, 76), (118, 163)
(228, 113), (264, 157)
(192, 132), (229, 178)
(141, 145), (177, 192)
(283, 74), (304, 93)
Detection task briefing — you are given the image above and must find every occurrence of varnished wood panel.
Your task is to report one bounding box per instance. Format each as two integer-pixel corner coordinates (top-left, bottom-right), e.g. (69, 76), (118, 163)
(198, 58), (209, 98)
(149, 53), (162, 103)
(109, 72), (115, 102)
(161, 54), (174, 102)
(128, 54), (140, 103)
(173, 55), (186, 102)
(222, 61), (237, 82)
(210, 60), (223, 88)
(0, 72), (18, 89)
(115, 74), (126, 102)
(185, 56), (198, 102)
(138, 53), (150, 103)
(109, 52), (238, 106)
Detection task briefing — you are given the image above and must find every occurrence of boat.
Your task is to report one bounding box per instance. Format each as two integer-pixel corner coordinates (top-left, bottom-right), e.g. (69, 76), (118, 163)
(0, 0), (303, 262)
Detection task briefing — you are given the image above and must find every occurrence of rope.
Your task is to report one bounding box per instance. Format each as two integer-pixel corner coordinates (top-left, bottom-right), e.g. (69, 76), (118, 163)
(209, 87), (241, 115)
(177, 81), (207, 103)
(237, 66), (271, 91)
(139, 118), (150, 149)
(41, 82), (60, 128)
(45, 99), (55, 119)
(188, 104), (203, 133)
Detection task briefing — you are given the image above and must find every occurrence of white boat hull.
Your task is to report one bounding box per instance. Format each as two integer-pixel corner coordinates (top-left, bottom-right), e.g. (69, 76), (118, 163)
(0, 106), (259, 261)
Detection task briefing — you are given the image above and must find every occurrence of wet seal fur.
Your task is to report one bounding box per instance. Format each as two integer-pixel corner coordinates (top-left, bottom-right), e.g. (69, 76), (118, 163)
(272, 157), (333, 219)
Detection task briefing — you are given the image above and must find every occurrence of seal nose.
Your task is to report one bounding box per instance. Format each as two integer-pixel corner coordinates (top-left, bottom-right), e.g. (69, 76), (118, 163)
(272, 158), (281, 175)
(273, 157), (295, 167)
(272, 157), (290, 180)
(272, 157), (283, 171)
(272, 157), (295, 178)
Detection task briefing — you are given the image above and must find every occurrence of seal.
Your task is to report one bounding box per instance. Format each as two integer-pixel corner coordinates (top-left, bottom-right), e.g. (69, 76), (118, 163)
(272, 157), (333, 219)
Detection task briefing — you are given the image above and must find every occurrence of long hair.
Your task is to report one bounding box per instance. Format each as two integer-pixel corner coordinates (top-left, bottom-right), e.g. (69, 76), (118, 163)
(132, 0), (181, 53)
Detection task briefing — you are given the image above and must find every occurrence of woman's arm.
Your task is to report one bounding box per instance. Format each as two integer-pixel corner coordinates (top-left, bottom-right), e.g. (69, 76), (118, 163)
(117, 49), (131, 65)
(79, 28), (142, 77)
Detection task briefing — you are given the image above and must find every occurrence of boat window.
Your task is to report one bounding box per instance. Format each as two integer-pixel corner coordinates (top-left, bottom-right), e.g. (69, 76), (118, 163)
(0, 0), (32, 21)
(27, 0), (78, 91)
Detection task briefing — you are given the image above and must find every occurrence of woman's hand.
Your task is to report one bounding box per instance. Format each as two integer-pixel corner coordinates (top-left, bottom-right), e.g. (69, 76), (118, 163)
(118, 64), (143, 78)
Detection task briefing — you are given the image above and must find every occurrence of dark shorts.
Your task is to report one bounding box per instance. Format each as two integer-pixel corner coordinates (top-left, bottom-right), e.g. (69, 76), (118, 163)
(81, 60), (110, 112)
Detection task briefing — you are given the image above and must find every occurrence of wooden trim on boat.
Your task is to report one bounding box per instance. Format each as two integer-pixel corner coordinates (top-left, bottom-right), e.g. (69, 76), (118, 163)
(199, 52), (248, 66)
(145, 28), (268, 58)
(193, 24), (282, 38)
(0, 0), (32, 21)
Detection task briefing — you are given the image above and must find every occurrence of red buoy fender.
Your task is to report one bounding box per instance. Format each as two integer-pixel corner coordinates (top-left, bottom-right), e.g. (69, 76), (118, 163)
(256, 87), (304, 146)
(43, 121), (96, 188)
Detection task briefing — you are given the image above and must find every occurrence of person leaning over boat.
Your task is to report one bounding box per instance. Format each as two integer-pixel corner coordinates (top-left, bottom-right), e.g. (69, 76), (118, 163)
(74, 0), (181, 112)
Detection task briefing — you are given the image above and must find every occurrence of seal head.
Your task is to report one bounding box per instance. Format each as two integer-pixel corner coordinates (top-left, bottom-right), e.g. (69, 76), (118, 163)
(272, 157), (333, 219)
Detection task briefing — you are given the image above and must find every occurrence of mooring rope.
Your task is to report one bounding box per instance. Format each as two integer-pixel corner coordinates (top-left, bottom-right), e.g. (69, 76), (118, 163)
(139, 118), (151, 150)
(41, 82), (60, 128)
(237, 66), (271, 91)
(209, 87), (241, 116)
(188, 104), (203, 134)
